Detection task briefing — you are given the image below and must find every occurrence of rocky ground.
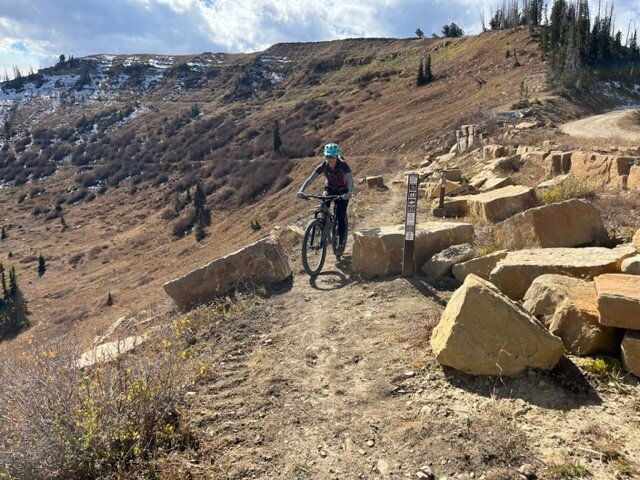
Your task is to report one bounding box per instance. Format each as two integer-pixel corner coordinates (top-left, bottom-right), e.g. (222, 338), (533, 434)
(143, 158), (640, 479)
(155, 247), (640, 480)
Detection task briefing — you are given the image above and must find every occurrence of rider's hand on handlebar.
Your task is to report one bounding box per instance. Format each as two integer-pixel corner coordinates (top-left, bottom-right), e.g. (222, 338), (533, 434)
(341, 193), (353, 200)
(297, 191), (308, 200)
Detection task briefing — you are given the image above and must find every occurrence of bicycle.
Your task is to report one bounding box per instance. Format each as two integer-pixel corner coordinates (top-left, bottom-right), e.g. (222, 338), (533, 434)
(300, 195), (349, 276)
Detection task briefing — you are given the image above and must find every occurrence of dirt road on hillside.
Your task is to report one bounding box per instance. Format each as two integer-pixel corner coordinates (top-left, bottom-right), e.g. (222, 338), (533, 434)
(560, 108), (640, 141)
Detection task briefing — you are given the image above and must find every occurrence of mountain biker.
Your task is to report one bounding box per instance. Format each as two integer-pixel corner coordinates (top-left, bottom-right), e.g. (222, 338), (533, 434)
(297, 143), (355, 253)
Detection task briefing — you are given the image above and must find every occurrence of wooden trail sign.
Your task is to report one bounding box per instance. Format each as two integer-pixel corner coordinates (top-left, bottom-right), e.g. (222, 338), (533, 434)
(402, 173), (419, 277)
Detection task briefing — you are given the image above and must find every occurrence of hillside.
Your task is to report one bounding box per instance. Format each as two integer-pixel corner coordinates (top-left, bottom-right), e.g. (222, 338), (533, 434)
(1, 27), (640, 480)
(0, 28), (549, 346)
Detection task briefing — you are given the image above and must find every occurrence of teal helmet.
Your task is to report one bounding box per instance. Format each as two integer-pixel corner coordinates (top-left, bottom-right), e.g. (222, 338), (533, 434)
(323, 143), (340, 157)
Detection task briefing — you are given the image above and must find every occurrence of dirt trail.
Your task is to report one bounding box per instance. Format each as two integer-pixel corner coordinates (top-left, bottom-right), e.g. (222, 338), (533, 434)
(172, 183), (640, 479)
(560, 108), (640, 141)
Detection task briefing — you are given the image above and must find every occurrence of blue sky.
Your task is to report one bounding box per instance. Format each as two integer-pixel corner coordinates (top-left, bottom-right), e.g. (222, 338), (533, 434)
(0, 0), (638, 78)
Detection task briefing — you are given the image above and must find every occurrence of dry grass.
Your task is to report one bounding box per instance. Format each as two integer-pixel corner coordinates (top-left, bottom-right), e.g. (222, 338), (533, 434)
(592, 192), (640, 243)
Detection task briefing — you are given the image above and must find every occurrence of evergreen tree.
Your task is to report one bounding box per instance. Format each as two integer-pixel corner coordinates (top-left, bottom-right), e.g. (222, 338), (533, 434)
(37, 254), (46, 277)
(185, 188), (192, 204)
(106, 292), (113, 306)
(1, 226), (6, 240)
(273, 119), (282, 153)
(59, 212), (68, 231)
(415, 27), (424, 39)
(0, 263), (5, 295)
(416, 58), (426, 86)
(173, 192), (182, 214)
(442, 23), (464, 37)
(424, 54), (433, 83)
(194, 219), (205, 242)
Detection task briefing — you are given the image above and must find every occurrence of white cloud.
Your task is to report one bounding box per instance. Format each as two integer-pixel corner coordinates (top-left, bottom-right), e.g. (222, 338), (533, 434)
(0, 0), (638, 74)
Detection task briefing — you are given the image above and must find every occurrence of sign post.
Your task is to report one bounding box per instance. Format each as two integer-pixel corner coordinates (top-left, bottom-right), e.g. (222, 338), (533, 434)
(402, 173), (419, 278)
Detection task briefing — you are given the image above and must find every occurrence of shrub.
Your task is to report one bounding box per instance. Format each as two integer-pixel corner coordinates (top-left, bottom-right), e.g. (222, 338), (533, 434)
(171, 206), (197, 237)
(539, 177), (594, 205)
(0, 335), (194, 479)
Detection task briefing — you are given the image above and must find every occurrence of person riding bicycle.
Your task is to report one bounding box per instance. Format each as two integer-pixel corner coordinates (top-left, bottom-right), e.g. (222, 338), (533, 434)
(297, 143), (355, 253)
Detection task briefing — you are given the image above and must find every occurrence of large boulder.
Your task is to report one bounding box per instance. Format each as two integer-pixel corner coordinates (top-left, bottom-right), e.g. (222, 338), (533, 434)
(422, 243), (475, 279)
(595, 274), (640, 329)
(277, 225), (304, 250)
(352, 222), (474, 278)
(490, 246), (636, 300)
(452, 250), (508, 281)
(430, 275), (564, 376)
(522, 275), (622, 356)
(164, 235), (292, 309)
(366, 176), (386, 189)
(492, 199), (607, 250)
(570, 152), (615, 187)
(484, 145), (506, 160)
(545, 151), (572, 177)
(628, 165), (640, 190)
(479, 176), (514, 192)
(621, 331), (640, 378)
(468, 185), (539, 223)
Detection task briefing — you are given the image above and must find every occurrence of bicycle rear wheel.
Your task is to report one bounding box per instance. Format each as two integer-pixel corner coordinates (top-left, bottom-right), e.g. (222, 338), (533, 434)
(301, 218), (327, 276)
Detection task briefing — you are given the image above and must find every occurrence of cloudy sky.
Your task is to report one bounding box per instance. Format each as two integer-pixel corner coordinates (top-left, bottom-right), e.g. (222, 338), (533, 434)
(1, 0), (638, 77)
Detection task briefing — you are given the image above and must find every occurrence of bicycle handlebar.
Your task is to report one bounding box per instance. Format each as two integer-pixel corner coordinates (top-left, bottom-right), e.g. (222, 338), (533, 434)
(304, 195), (341, 200)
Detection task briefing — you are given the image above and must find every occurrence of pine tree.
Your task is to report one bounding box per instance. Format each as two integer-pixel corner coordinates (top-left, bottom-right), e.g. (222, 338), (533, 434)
(173, 192), (182, 214)
(194, 181), (206, 222)
(1, 226), (6, 240)
(415, 27), (424, 39)
(424, 54), (433, 83)
(59, 212), (68, 231)
(416, 58), (425, 87)
(194, 219), (205, 242)
(0, 263), (5, 295)
(106, 292), (113, 306)
(185, 188), (192, 204)
(37, 254), (46, 277)
(273, 119), (282, 153)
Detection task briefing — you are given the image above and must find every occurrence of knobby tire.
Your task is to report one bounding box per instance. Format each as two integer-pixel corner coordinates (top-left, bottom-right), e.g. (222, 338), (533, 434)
(302, 218), (327, 276)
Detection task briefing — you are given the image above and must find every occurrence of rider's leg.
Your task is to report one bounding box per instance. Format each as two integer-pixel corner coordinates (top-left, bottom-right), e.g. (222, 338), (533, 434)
(335, 197), (349, 247)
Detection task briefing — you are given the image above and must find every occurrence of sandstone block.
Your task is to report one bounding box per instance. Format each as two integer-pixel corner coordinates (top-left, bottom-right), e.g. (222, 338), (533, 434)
(621, 330), (640, 378)
(468, 185), (539, 223)
(431, 197), (469, 217)
(452, 250), (508, 281)
(622, 256), (640, 274)
(522, 275), (622, 356)
(484, 145), (505, 160)
(570, 152), (613, 187)
(628, 165), (640, 190)
(164, 235), (291, 309)
(492, 199), (607, 250)
(422, 243), (475, 279)
(366, 176), (385, 188)
(479, 176), (514, 192)
(430, 275), (564, 376)
(537, 174), (572, 190)
(352, 222), (474, 278)
(277, 225), (304, 250)
(595, 274), (640, 329)
(634, 229), (640, 252)
(545, 151), (572, 177)
(490, 246), (636, 300)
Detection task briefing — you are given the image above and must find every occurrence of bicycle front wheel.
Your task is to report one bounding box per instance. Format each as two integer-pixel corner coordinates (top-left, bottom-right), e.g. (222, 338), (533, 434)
(301, 218), (327, 276)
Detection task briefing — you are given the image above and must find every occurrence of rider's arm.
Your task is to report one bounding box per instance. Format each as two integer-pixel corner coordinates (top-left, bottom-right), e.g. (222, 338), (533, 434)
(343, 172), (355, 199)
(298, 171), (319, 194)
